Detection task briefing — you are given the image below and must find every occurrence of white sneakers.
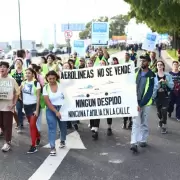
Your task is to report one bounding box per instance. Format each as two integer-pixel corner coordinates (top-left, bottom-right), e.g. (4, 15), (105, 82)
(1, 143), (11, 152)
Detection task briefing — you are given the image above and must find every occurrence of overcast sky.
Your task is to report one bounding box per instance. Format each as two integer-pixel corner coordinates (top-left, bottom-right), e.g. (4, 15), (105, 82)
(0, 0), (150, 44)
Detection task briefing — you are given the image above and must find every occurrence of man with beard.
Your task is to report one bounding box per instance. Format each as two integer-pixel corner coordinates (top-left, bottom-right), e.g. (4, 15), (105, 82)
(130, 54), (155, 153)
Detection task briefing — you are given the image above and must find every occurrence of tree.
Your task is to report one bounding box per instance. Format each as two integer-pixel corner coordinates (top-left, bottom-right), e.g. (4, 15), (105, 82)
(48, 44), (54, 50)
(124, 0), (180, 34)
(124, 0), (180, 49)
(79, 15), (129, 39)
(109, 15), (129, 38)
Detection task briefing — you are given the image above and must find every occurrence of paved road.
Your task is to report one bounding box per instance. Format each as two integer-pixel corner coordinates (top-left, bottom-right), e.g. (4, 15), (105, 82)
(1, 50), (180, 180)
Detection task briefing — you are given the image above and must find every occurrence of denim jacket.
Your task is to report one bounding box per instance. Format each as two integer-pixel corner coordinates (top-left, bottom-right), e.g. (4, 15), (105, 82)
(152, 72), (174, 99)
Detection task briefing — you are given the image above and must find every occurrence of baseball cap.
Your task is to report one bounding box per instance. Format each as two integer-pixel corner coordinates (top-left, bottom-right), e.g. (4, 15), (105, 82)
(140, 54), (151, 62)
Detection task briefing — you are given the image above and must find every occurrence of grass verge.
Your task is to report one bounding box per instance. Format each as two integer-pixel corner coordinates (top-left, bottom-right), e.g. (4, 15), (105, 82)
(108, 48), (120, 55)
(166, 49), (178, 60)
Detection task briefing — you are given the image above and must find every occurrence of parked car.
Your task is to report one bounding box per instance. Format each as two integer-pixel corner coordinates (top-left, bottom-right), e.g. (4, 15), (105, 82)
(30, 49), (38, 57)
(0, 51), (5, 59)
(37, 48), (49, 56)
(5, 50), (16, 60)
(52, 48), (62, 55)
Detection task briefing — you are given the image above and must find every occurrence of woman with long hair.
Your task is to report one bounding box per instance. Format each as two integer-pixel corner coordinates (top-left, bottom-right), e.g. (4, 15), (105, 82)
(43, 71), (67, 156)
(152, 60), (174, 134)
(41, 54), (58, 75)
(21, 68), (41, 153)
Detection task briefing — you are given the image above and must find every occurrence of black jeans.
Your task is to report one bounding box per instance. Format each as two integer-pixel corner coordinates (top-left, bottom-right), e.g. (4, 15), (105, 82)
(123, 117), (132, 127)
(156, 97), (169, 125)
(90, 118), (112, 128)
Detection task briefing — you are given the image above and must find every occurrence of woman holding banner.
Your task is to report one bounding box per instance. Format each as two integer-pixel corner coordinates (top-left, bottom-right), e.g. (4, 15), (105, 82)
(43, 71), (67, 156)
(0, 61), (20, 152)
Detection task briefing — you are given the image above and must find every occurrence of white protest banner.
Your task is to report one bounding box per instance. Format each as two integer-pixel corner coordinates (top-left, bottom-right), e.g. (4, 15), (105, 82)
(0, 78), (13, 100)
(142, 32), (157, 51)
(60, 63), (138, 121)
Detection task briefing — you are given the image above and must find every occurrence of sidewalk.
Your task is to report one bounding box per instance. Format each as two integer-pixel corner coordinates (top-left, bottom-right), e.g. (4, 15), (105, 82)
(161, 50), (175, 68)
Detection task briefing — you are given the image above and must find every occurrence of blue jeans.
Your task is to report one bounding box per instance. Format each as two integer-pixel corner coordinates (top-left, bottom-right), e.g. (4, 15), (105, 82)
(46, 106), (67, 149)
(16, 100), (23, 127)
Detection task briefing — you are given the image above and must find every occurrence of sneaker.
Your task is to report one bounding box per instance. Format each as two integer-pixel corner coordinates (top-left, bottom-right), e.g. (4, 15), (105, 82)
(158, 121), (162, 128)
(127, 123), (132, 130)
(130, 144), (138, 153)
(107, 128), (112, 136)
(17, 127), (22, 133)
(139, 142), (147, 148)
(177, 119), (180, 122)
(59, 141), (66, 148)
(161, 127), (167, 134)
(1, 143), (11, 152)
(50, 148), (56, 156)
(92, 130), (98, 140)
(27, 146), (38, 154)
(36, 139), (41, 147)
(15, 126), (19, 130)
(73, 124), (79, 131)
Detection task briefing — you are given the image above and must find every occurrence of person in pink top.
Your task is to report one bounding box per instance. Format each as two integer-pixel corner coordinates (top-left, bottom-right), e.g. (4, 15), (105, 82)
(26, 50), (31, 68)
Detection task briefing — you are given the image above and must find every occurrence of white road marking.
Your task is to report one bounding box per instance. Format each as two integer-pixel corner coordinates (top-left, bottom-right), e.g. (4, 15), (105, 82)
(108, 159), (124, 164)
(28, 131), (86, 180)
(100, 153), (108, 156)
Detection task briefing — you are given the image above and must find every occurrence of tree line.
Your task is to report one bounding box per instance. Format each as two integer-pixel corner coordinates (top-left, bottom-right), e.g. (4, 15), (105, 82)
(79, 15), (129, 39)
(124, 0), (180, 49)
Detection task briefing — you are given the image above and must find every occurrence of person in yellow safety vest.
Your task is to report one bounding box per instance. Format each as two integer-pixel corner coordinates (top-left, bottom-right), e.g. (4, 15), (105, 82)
(41, 54), (58, 75)
(149, 52), (158, 73)
(91, 47), (110, 66)
(130, 54), (155, 153)
(73, 52), (80, 68)
(119, 52), (133, 64)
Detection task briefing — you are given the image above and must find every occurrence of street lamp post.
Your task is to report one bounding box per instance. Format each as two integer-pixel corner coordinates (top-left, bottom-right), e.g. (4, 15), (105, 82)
(18, 0), (22, 49)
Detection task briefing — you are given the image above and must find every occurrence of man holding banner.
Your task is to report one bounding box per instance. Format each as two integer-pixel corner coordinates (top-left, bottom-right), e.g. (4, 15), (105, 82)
(0, 61), (20, 152)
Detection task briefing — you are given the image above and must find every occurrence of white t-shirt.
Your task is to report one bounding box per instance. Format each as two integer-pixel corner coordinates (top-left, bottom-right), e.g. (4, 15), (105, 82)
(43, 83), (65, 106)
(22, 81), (41, 105)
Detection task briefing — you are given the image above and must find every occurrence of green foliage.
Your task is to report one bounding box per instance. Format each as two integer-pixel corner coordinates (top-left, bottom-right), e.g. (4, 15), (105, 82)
(124, 0), (180, 34)
(79, 15), (129, 39)
(48, 44), (54, 50)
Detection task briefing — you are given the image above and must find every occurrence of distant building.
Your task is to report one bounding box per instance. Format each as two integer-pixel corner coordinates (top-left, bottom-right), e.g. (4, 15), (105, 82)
(11, 40), (36, 50)
(0, 42), (9, 50)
